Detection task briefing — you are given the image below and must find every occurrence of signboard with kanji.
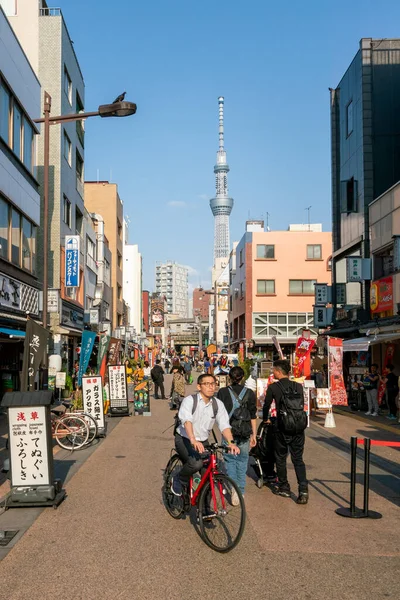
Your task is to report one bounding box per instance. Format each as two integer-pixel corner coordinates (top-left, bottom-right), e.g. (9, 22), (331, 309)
(314, 283), (331, 306)
(82, 376), (105, 430)
(108, 365), (129, 415)
(8, 406), (50, 486)
(65, 235), (80, 287)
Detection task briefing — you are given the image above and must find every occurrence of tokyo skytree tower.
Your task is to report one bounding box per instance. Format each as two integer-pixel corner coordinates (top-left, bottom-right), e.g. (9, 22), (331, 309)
(210, 97), (234, 261)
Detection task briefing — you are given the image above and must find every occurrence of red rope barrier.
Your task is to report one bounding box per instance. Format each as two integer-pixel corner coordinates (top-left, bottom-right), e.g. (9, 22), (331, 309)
(356, 439), (400, 447)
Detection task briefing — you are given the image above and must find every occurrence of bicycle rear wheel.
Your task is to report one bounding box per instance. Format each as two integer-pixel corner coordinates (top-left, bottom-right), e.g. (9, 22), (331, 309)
(198, 474), (245, 553)
(55, 415), (89, 450)
(163, 453), (184, 519)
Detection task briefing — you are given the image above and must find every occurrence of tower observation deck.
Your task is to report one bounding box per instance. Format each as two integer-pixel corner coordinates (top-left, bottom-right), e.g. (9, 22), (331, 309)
(210, 97), (234, 261)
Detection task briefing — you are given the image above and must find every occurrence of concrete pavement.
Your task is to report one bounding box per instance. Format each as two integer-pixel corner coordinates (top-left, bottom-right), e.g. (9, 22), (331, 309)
(0, 376), (399, 600)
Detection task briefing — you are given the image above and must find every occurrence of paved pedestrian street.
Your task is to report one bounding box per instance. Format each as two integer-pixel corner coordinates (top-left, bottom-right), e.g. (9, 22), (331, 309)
(0, 379), (399, 600)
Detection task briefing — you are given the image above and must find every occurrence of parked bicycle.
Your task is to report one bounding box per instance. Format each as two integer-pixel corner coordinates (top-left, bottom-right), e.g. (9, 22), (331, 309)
(163, 443), (245, 552)
(50, 406), (89, 451)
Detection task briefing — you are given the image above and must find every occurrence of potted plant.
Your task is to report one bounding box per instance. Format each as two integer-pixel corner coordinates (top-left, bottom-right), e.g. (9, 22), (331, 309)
(62, 373), (73, 399)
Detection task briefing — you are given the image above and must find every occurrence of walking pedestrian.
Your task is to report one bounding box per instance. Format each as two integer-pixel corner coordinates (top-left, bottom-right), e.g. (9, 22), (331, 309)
(143, 361), (151, 380)
(164, 357), (171, 374)
(263, 359), (309, 505)
(363, 364), (380, 416)
(183, 356), (192, 384)
(383, 364), (399, 420)
(151, 359), (166, 399)
(217, 366), (257, 501)
(169, 366), (186, 410)
(204, 356), (211, 374)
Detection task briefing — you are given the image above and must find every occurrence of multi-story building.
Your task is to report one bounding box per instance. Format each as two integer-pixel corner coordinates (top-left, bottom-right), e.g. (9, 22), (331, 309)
(155, 261), (188, 317)
(193, 287), (210, 320)
(330, 38), (400, 329)
(0, 6), (41, 392)
(84, 181), (124, 331)
(229, 221), (332, 359)
(4, 1), (86, 366)
(89, 212), (112, 334)
(142, 290), (150, 332)
(123, 241), (142, 335)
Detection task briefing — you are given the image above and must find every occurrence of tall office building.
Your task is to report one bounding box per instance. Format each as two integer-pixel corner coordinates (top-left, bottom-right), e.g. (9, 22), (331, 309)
(155, 262), (188, 317)
(3, 2), (87, 363)
(123, 220), (142, 335)
(330, 38), (400, 322)
(209, 97), (234, 262)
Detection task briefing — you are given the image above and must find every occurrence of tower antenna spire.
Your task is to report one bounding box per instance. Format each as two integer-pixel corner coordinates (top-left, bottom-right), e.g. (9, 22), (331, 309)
(210, 97), (234, 262)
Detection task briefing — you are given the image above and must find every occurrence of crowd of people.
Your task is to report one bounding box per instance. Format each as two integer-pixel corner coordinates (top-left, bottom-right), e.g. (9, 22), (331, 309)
(169, 358), (309, 507)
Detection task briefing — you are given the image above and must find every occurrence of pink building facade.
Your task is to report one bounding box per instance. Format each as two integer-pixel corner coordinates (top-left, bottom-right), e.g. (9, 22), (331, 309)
(229, 223), (332, 359)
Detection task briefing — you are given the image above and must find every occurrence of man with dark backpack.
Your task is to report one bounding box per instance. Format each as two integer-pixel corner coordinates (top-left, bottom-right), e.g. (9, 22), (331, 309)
(217, 366), (257, 501)
(263, 360), (308, 504)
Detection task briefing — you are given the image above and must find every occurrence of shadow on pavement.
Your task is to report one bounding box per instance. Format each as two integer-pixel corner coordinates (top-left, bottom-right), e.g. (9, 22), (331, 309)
(54, 459), (77, 484)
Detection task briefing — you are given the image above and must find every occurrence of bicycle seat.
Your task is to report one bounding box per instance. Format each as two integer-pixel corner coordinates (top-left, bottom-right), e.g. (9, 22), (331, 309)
(50, 405), (66, 415)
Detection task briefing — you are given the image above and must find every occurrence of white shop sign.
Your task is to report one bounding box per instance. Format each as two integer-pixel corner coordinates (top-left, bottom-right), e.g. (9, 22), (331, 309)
(82, 376), (105, 429)
(56, 372), (66, 389)
(108, 365), (127, 407)
(9, 406), (50, 486)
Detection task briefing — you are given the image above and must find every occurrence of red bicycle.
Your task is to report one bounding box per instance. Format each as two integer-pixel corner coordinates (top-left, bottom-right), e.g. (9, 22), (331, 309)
(163, 443), (246, 552)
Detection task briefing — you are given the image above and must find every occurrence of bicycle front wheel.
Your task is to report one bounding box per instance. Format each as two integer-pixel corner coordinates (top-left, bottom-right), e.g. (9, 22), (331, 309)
(80, 412), (98, 445)
(198, 474), (245, 553)
(55, 415), (89, 450)
(163, 453), (184, 519)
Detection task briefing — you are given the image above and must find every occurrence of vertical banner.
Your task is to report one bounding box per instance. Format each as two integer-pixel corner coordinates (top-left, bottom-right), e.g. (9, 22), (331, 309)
(108, 337), (121, 365)
(377, 343), (396, 405)
(97, 334), (111, 373)
(82, 376), (105, 430)
(21, 319), (50, 391)
(293, 337), (315, 378)
(151, 298), (164, 327)
(328, 338), (348, 406)
(78, 330), (96, 386)
(65, 235), (80, 287)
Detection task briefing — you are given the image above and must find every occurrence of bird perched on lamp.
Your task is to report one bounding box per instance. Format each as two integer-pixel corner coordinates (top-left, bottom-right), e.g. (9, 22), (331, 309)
(112, 92), (126, 103)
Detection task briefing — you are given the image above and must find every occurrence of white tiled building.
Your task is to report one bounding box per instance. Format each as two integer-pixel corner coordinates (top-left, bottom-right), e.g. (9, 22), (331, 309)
(155, 262), (188, 318)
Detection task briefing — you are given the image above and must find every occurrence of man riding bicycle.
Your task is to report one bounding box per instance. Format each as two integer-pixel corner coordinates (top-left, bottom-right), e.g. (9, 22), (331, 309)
(172, 373), (240, 500)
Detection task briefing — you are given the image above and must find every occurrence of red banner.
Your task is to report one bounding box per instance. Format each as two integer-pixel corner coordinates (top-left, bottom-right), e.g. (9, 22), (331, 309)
(377, 343), (396, 406)
(328, 338), (348, 405)
(293, 337), (315, 378)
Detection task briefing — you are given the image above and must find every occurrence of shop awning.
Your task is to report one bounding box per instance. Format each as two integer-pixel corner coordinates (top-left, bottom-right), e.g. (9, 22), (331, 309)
(343, 333), (400, 352)
(0, 327), (26, 338)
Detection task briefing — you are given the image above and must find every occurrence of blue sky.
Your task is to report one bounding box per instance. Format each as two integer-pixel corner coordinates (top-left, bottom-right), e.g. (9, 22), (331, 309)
(62, 0), (400, 292)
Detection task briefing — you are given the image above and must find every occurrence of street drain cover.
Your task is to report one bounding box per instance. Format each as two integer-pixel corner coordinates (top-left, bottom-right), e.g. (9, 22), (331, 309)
(115, 455), (126, 459)
(0, 530), (19, 547)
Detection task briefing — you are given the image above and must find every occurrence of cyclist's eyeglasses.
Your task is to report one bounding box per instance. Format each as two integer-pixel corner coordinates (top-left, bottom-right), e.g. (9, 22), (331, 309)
(200, 382), (216, 387)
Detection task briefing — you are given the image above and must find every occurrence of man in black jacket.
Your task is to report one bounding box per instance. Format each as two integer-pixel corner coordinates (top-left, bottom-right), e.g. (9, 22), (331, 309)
(263, 359), (308, 504)
(151, 360), (166, 399)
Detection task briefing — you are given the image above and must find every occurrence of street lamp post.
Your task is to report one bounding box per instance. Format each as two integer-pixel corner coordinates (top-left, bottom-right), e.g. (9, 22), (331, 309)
(34, 91), (137, 363)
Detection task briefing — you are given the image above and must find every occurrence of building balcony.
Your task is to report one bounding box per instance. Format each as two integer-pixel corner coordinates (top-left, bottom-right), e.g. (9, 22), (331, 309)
(39, 7), (62, 16)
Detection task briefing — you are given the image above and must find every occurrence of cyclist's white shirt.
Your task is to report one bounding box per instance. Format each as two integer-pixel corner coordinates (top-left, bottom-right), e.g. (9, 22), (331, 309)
(177, 393), (231, 441)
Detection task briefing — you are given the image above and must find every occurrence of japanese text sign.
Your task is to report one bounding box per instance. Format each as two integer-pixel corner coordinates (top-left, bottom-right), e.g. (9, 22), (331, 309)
(346, 256), (362, 282)
(65, 236), (80, 288)
(82, 376), (105, 429)
(314, 284), (331, 306)
(370, 276), (393, 315)
(21, 319), (50, 392)
(108, 365), (128, 409)
(8, 406), (50, 486)
(78, 330), (96, 386)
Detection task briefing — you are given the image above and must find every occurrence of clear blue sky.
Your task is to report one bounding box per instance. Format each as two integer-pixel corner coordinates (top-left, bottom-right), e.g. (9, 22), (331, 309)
(62, 0), (400, 292)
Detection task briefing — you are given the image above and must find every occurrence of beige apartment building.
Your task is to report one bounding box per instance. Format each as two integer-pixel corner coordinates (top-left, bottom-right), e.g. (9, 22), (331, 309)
(229, 221), (332, 358)
(84, 182), (124, 331)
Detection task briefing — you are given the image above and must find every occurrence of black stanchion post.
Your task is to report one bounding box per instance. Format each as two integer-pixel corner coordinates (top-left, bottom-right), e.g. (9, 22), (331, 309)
(362, 437), (382, 520)
(349, 435), (357, 516)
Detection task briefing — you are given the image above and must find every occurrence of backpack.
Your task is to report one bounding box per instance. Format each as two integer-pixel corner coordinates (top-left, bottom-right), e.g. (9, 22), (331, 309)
(276, 381), (307, 435)
(228, 387), (253, 440)
(173, 394), (218, 435)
